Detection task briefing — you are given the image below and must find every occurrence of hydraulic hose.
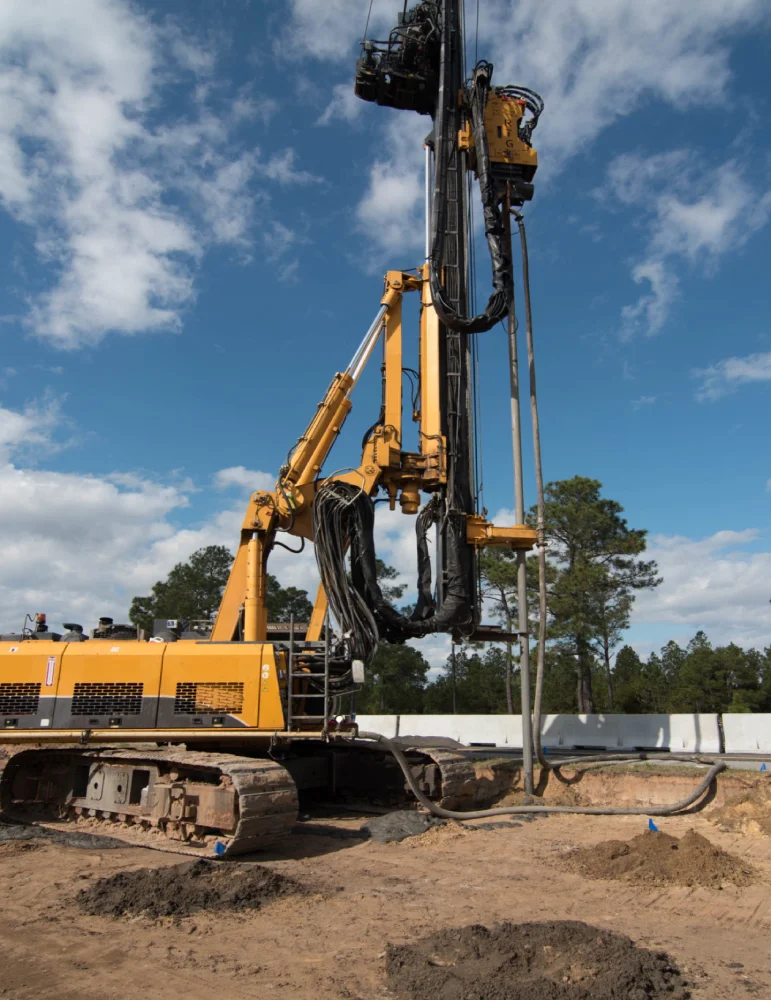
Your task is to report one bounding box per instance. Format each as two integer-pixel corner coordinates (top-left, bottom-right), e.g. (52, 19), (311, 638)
(358, 731), (727, 820)
(511, 209), (681, 779)
(511, 208), (550, 772)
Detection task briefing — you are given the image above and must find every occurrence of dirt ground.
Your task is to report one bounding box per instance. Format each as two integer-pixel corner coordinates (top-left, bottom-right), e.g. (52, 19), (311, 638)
(1, 804), (770, 1000)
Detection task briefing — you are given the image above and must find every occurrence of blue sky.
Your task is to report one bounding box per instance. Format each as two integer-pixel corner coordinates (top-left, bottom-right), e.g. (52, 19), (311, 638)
(0, 0), (770, 663)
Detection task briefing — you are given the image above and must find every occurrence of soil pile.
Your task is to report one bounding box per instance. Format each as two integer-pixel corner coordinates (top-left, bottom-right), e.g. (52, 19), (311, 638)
(362, 810), (445, 843)
(407, 821), (474, 848)
(78, 859), (305, 918)
(386, 920), (689, 1000)
(567, 829), (753, 887)
(711, 787), (771, 838)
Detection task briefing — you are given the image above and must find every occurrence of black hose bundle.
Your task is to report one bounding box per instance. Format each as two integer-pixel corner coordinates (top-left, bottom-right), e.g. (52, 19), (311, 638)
(429, 60), (512, 333)
(312, 481), (473, 662)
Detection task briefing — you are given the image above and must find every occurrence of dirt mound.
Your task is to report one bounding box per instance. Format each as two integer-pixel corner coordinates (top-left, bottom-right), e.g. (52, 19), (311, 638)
(711, 787), (771, 838)
(407, 821), (475, 848)
(77, 859), (305, 918)
(362, 810), (445, 843)
(567, 829), (753, 887)
(386, 920), (689, 999)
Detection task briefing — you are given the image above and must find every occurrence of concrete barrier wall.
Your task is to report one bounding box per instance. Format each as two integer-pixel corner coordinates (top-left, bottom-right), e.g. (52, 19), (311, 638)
(540, 714), (721, 753)
(398, 715), (524, 746)
(722, 714), (771, 754)
(355, 713), (721, 753)
(353, 715), (400, 738)
(355, 715), (523, 745)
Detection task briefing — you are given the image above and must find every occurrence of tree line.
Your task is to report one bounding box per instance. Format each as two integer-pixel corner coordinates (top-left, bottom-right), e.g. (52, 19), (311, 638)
(129, 476), (768, 715)
(357, 633), (771, 716)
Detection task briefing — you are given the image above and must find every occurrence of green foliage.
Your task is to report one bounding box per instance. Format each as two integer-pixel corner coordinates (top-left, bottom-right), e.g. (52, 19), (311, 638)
(424, 647), (512, 714)
(356, 641), (430, 713)
(665, 632), (767, 714)
(608, 634), (771, 715)
(129, 545), (313, 632)
(376, 558), (406, 603)
(535, 476), (661, 713)
(538, 647), (579, 714)
(129, 545), (234, 633)
(265, 577), (313, 622)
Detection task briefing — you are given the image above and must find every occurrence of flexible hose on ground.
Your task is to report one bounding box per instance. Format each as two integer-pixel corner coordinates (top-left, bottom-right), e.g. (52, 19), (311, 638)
(358, 732), (727, 820)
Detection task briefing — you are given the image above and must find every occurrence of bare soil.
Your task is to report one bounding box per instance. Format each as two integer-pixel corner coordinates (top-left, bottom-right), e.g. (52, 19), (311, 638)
(565, 829), (755, 888)
(1, 770), (771, 999)
(0, 839), (42, 860)
(77, 858), (308, 918)
(386, 920), (689, 1000)
(711, 786), (771, 838)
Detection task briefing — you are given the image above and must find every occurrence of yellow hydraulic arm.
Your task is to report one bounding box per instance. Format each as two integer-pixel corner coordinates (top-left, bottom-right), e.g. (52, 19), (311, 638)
(211, 269), (536, 644)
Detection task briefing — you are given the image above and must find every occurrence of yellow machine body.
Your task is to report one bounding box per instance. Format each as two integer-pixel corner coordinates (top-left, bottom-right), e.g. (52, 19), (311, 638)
(0, 639), (286, 733)
(483, 92), (538, 176)
(459, 91), (538, 180)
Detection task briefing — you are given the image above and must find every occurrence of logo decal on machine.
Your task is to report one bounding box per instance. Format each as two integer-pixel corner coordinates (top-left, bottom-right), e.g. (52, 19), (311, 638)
(45, 656), (56, 687)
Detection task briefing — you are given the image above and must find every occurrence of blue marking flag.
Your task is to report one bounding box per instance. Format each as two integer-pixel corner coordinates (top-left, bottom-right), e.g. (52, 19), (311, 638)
(648, 818), (659, 832)
(213, 841), (226, 857)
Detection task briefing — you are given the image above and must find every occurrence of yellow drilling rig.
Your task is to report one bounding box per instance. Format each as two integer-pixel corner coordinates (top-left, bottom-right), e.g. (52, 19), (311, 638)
(0, 0), (545, 855)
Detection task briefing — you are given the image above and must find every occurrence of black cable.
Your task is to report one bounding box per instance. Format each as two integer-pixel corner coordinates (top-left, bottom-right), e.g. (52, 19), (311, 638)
(273, 537), (305, 554)
(312, 482), (473, 664)
(363, 0), (375, 42)
(430, 61), (512, 334)
(474, 0), (479, 65)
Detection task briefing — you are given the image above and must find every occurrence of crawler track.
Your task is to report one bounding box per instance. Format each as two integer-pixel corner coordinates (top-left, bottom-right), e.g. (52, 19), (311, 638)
(411, 747), (520, 810)
(1, 747), (298, 857)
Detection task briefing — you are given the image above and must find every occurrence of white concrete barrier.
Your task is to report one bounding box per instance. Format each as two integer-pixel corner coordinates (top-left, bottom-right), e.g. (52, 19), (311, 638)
(354, 714), (399, 738)
(354, 714), (523, 745)
(722, 714), (771, 754)
(354, 713), (721, 753)
(539, 714), (720, 753)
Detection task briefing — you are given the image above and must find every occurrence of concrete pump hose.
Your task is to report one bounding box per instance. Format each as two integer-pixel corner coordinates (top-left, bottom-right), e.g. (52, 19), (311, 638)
(358, 732), (726, 820)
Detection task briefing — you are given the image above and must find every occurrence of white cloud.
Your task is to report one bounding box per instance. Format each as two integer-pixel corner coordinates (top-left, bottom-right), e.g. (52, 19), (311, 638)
(479, 0), (768, 172)
(214, 466), (276, 492)
(317, 83), (364, 126)
(495, 503), (771, 651)
(285, 0), (770, 258)
(693, 349), (771, 401)
(0, 0), (310, 349)
(620, 260), (679, 340)
(355, 114), (429, 258)
(607, 153), (771, 337)
(0, 403), (458, 666)
(632, 395), (657, 410)
(0, 397), (438, 650)
(279, 0), (393, 61)
(263, 221), (299, 260)
(262, 149), (319, 187)
(0, 394), (65, 462)
(632, 529), (771, 649)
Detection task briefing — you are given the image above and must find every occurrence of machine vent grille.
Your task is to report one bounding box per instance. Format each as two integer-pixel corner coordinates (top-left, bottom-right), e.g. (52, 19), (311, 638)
(174, 682), (245, 715)
(71, 682), (143, 716)
(0, 683), (40, 715)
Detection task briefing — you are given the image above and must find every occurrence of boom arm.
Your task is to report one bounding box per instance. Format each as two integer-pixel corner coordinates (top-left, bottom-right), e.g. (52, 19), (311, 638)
(213, 0), (543, 662)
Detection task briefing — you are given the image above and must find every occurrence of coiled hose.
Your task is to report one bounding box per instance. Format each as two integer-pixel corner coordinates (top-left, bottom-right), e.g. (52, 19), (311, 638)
(358, 731), (726, 820)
